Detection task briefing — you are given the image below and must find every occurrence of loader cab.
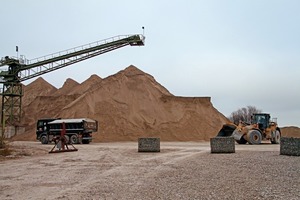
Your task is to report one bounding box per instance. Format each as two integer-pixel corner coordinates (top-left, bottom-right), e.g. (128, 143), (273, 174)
(252, 113), (270, 131)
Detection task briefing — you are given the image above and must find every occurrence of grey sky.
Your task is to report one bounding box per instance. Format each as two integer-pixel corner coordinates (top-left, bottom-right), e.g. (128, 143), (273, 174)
(1, 0), (299, 127)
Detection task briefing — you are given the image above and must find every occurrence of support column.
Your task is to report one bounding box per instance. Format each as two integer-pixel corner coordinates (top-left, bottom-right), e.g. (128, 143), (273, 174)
(1, 82), (23, 126)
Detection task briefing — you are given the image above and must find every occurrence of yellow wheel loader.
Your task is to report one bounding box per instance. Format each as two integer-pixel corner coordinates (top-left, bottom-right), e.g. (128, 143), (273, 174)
(217, 113), (281, 145)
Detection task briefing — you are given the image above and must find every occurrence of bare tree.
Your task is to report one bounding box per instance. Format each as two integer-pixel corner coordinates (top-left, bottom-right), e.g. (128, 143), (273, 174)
(228, 106), (262, 125)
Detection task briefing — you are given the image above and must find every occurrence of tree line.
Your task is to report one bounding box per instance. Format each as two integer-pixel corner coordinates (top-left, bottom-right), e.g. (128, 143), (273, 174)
(228, 105), (262, 125)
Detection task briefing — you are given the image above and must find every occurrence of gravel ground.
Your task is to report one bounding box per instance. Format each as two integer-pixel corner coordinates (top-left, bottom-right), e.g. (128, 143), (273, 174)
(0, 141), (299, 200)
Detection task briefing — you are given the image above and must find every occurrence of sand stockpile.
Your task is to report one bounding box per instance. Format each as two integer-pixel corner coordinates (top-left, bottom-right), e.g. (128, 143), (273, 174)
(281, 126), (300, 138)
(22, 77), (57, 107)
(52, 78), (80, 96)
(19, 65), (229, 142)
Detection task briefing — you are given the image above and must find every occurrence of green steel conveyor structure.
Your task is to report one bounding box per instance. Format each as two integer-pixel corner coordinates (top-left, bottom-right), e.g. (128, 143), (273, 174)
(0, 34), (145, 126)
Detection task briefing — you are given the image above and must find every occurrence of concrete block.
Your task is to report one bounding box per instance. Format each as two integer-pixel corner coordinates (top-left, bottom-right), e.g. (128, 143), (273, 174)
(138, 138), (160, 152)
(210, 137), (235, 153)
(280, 137), (300, 156)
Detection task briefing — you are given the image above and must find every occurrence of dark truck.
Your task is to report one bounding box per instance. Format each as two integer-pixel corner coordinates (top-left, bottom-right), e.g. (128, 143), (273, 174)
(36, 118), (98, 144)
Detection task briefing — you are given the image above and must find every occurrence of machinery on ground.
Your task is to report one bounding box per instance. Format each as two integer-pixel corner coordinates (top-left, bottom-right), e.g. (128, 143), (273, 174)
(0, 34), (145, 127)
(49, 122), (78, 153)
(36, 118), (98, 144)
(217, 113), (281, 144)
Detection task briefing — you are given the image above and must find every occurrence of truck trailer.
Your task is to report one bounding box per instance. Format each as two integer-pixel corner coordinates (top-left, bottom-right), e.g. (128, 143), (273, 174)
(36, 118), (98, 144)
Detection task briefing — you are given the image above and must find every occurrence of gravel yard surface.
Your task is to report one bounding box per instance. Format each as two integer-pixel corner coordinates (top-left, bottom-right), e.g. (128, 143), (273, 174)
(0, 141), (299, 200)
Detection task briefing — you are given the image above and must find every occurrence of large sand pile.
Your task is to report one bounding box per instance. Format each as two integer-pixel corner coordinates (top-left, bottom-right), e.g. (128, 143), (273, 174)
(19, 65), (229, 142)
(281, 126), (300, 138)
(22, 77), (57, 106)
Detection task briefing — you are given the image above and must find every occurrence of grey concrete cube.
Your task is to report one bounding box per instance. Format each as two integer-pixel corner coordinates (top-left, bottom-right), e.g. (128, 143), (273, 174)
(280, 137), (300, 156)
(210, 137), (235, 153)
(138, 138), (160, 152)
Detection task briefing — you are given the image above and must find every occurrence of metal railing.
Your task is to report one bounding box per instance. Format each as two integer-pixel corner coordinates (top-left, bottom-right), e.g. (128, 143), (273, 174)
(27, 35), (141, 65)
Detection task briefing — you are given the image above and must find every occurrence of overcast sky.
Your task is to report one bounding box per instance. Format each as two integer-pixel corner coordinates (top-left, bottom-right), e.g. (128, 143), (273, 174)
(1, 0), (299, 127)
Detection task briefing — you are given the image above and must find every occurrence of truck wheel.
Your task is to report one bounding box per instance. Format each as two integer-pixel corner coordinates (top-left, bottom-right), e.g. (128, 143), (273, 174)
(82, 139), (90, 144)
(70, 134), (79, 144)
(247, 130), (262, 145)
(41, 135), (48, 144)
(271, 130), (280, 144)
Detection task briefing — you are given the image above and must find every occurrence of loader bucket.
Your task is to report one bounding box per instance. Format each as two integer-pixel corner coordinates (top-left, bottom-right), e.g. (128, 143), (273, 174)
(217, 123), (247, 144)
(217, 124), (237, 137)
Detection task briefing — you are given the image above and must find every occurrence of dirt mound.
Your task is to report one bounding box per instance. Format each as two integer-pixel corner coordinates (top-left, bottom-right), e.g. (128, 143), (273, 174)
(281, 126), (300, 138)
(52, 78), (80, 96)
(20, 65), (229, 142)
(68, 74), (102, 95)
(23, 77), (57, 106)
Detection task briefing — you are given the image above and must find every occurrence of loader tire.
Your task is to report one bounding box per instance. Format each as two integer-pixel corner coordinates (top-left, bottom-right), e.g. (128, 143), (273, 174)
(247, 130), (262, 145)
(271, 130), (280, 144)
